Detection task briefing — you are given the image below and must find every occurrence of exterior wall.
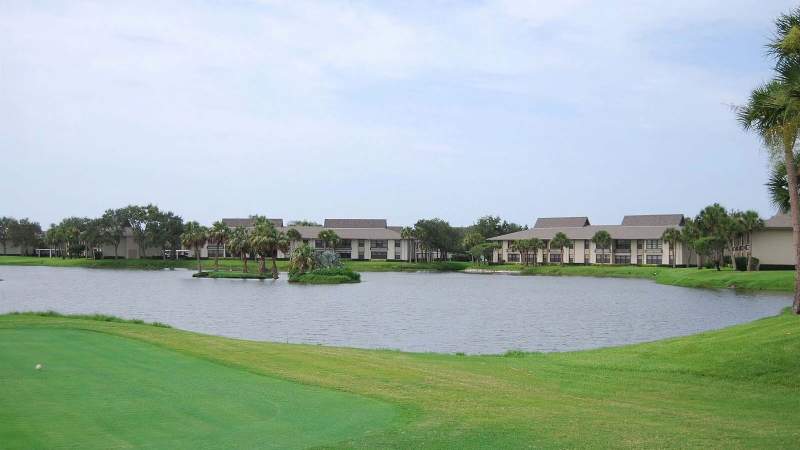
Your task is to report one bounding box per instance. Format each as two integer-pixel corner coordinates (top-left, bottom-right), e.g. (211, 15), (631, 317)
(751, 229), (794, 266)
(1, 243), (24, 255)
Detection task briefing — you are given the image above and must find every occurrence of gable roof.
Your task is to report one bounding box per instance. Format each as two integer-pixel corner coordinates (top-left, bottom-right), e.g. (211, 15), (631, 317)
(324, 219), (387, 229)
(621, 214), (684, 227)
(222, 218), (284, 228)
(764, 213), (792, 228)
(489, 224), (677, 241)
(534, 217), (590, 228)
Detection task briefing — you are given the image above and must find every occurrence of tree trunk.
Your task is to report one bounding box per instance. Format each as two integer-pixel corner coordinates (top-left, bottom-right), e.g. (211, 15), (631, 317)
(114, 243), (119, 259)
(242, 255), (248, 273)
(196, 247), (202, 273)
(747, 243), (753, 272)
(780, 139), (800, 314)
(271, 255), (278, 279)
(672, 242), (676, 268)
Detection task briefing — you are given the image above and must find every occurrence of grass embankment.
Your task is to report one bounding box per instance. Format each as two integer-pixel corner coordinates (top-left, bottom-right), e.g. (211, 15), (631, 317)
(289, 267), (361, 284)
(516, 265), (795, 291)
(0, 255), (795, 291)
(1, 312), (799, 448)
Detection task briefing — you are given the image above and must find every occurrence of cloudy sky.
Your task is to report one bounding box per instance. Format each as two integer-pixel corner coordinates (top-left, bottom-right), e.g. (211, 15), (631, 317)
(1, 0), (795, 227)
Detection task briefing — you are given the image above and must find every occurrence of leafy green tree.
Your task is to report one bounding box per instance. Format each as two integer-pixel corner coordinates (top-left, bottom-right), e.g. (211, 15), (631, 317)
(227, 227), (252, 273)
(288, 220), (321, 226)
(317, 229), (340, 253)
(681, 218), (701, 268)
(120, 205), (148, 258)
(80, 218), (103, 259)
(44, 224), (63, 257)
(550, 232), (570, 266)
(739, 8), (800, 313)
(286, 228), (302, 242)
(695, 204), (730, 270)
(100, 209), (126, 259)
(181, 221), (208, 273)
(414, 218), (460, 261)
(469, 242), (500, 265)
(462, 231), (485, 262)
(592, 231), (611, 263)
(163, 212), (184, 260)
(472, 216), (527, 239)
(0, 217), (15, 255)
(9, 218), (42, 256)
(208, 221), (231, 271)
(737, 210), (764, 271)
(661, 228), (683, 268)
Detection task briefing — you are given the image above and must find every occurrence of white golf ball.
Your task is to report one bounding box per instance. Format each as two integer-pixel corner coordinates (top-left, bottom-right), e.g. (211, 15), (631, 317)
(35, 364), (42, 370)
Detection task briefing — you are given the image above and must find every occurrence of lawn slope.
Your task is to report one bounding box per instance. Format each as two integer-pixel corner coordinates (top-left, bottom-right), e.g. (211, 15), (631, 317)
(1, 312), (798, 448)
(0, 327), (398, 449)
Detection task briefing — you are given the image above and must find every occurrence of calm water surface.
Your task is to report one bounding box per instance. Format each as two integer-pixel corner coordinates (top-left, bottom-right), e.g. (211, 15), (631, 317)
(0, 266), (791, 354)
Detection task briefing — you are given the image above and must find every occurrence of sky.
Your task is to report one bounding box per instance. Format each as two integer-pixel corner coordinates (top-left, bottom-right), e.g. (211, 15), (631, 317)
(1, 0), (796, 228)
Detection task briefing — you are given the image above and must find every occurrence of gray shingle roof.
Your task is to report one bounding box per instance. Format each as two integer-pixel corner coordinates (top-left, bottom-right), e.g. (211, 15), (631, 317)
(534, 217), (590, 228)
(282, 226), (402, 240)
(489, 224), (677, 241)
(621, 214), (684, 227)
(764, 213), (792, 228)
(222, 218), (284, 228)
(324, 219), (387, 228)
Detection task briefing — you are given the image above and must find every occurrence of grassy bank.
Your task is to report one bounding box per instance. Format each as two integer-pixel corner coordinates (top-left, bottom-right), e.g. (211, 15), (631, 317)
(289, 267), (362, 284)
(0, 255), (794, 291)
(1, 311), (798, 448)
(516, 265), (795, 291)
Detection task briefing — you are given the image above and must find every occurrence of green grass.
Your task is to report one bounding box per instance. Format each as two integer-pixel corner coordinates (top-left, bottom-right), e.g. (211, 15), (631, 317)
(0, 256), (795, 291)
(289, 267), (362, 284)
(1, 311), (799, 448)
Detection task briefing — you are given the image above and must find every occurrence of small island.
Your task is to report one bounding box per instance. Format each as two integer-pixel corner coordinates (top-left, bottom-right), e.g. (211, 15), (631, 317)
(287, 237), (361, 284)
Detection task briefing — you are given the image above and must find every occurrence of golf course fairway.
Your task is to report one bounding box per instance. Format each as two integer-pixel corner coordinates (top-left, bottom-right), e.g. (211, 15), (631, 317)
(1, 310), (798, 448)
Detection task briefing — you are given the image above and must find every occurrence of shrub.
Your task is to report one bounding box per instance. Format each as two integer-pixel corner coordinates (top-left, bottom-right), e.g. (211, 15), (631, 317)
(735, 256), (760, 271)
(288, 266), (361, 284)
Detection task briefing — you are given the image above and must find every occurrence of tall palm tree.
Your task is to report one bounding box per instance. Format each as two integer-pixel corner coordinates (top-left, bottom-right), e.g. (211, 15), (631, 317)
(511, 240), (530, 265)
(529, 238), (544, 266)
(681, 218), (701, 269)
(739, 9), (800, 313)
(208, 221), (231, 272)
(181, 221), (208, 273)
(400, 226), (415, 262)
(227, 227), (252, 273)
(286, 228), (302, 252)
(317, 229), (340, 253)
(661, 228), (683, 268)
(550, 232), (570, 266)
(592, 231), (611, 264)
(738, 210), (764, 271)
(250, 217), (276, 276)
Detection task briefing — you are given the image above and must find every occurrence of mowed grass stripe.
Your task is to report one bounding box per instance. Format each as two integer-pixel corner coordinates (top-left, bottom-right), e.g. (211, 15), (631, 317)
(0, 328), (398, 449)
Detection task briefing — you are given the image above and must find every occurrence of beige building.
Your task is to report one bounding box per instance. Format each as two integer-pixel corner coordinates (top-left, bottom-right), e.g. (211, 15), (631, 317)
(489, 214), (689, 265)
(744, 213), (795, 268)
(203, 218), (413, 261)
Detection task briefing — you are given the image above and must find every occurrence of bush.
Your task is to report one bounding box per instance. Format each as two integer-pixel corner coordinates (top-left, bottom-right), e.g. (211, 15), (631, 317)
(288, 267), (361, 284)
(735, 256), (760, 271)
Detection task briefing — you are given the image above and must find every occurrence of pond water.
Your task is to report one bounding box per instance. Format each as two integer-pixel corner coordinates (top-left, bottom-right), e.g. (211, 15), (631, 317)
(0, 266), (791, 354)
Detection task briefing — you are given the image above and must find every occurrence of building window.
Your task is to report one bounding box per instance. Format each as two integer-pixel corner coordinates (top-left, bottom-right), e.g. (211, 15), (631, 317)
(569, 255), (574, 263)
(371, 252), (387, 260)
(645, 239), (661, 250)
(637, 255), (642, 265)
(615, 240), (631, 251)
(395, 240), (401, 248)
(337, 252), (351, 259)
(358, 240), (365, 248)
(371, 240), (388, 249)
(508, 253), (520, 262)
(596, 253), (610, 264)
(549, 253), (562, 263)
(339, 239), (351, 247)
(614, 255), (630, 264)
(646, 255), (662, 265)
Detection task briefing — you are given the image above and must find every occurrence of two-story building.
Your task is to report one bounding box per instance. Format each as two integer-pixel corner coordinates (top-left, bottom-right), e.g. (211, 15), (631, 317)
(489, 214), (689, 265)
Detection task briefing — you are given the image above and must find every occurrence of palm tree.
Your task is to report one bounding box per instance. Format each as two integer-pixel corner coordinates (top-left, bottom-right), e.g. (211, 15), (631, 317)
(739, 10), (800, 313)
(317, 229), (340, 253)
(592, 231), (611, 264)
(250, 217), (276, 275)
(681, 218), (701, 269)
(737, 210), (764, 271)
(550, 232), (570, 266)
(181, 221), (208, 273)
(227, 227), (252, 273)
(289, 243), (315, 274)
(208, 221), (231, 272)
(661, 228), (683, 268)
(529, 238), (544, 266)
(271, 232), (290, 279)
(400, 226), (415, 262)
(286, 228), (302, 252)
(511, 240), (529, 265)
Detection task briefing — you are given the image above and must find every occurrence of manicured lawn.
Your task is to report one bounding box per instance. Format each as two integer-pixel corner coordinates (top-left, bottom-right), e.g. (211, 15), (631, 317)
(1, 311), (798, 448)
(0, 327), (398, 449)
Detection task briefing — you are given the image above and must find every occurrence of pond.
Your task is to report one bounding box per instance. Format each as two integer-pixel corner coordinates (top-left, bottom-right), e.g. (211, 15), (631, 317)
(0, 266), (791, 354)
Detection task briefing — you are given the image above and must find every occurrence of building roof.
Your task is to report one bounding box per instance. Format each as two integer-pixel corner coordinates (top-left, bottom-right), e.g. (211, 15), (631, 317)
(222, 218), (284, 228)
(534, 217), (590, 228)
(282, 226), (402, 240)
(764, 213), (792, 228)
(323, 218), (388, 228)
(489, 224), (677, 241)
(621, 214), (684, 227)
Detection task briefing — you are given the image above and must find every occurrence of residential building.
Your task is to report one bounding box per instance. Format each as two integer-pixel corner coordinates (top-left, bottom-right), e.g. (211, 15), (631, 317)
(489, 214), (688, 265)
(745, 213), (795, 268)
(202, 217), (413, 261)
